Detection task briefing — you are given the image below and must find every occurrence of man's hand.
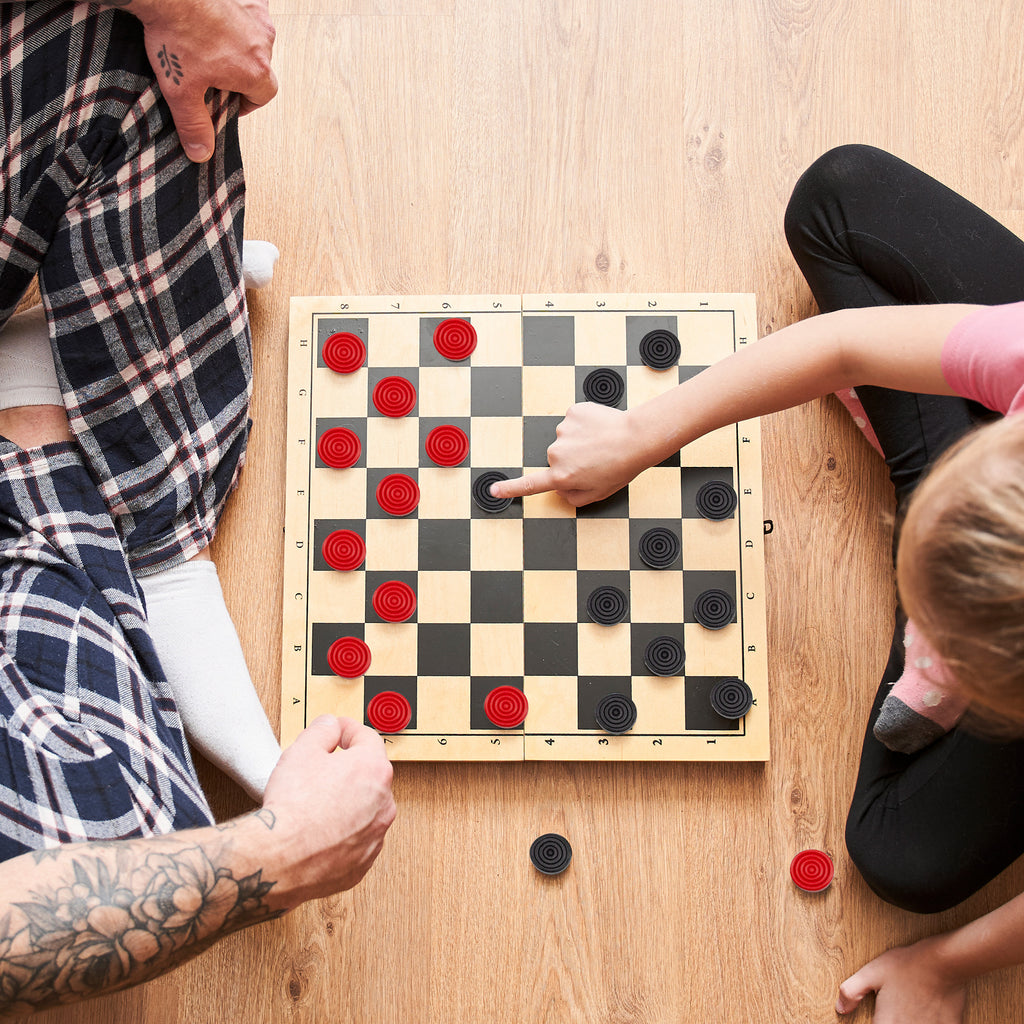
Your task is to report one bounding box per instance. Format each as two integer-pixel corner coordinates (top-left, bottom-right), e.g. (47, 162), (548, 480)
(262, 716), (396, 907)
(836, 939), (967, 1023)
(492, 402), (655, 507)
(123, 0), (278, 161)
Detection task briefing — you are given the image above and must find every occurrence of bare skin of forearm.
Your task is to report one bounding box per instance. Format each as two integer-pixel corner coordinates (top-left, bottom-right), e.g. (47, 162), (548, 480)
(0, 810), (287, 1017)
(933, 890), (1024, 982)
(629, 304), (977, 466)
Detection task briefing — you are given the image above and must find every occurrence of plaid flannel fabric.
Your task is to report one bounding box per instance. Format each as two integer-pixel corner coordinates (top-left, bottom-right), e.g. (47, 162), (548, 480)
(0, 0), (255, 855)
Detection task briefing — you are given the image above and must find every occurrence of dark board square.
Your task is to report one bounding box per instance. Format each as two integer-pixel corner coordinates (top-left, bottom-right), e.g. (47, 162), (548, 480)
(629, 622), (685, 676)
(470, 367), (522, 416)
(577, 677), (632, 730)
(683, 571), (736, 623)
(316, 317), (368, 366)
(311, 621), (363, 676)
(576, 570), (631, 623)
(312, 519), (366, 572)
(522, 416), (561, 467)
(625, 315), (679, 366)
(575, 486), (629, 519)
(678, 365), (707, 384)
(362, 676), (418, 731)
(417, 623), (471, 676)
(418, 518), (471, 570)
(523, 316), (575, 365)
(681, 467), (735, 519)
(365, 570), (419, 623)
(471, 571), (523, 623)
(525, 622), (579, 676)
(367, 366), (420, 417)
(419, 315), (474, 367)
(523, 518), (577, 571)
(470, 677), (525, 729)
(314, 417), (366, 468)
(684, 676), (742, 732)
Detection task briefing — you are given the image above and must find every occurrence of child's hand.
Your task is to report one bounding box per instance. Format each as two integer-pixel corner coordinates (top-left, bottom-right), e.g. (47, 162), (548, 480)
(492, 403), (655, 506)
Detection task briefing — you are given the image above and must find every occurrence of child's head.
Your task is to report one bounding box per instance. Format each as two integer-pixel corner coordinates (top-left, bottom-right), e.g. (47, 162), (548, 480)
(897, 415), (1024, 731)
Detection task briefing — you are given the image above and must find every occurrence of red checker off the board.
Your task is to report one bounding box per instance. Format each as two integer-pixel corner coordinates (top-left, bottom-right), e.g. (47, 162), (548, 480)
(317, 426), (361, 469)
(322, 332), (366, 374)
(484, 685), (529, 728)
(376, 473), (420, 516)
(367, 691), (413, 734)
(322, 529), (365, 572)
(327, 636), (371, 678)
(433, 318), (477, 361)
(425, 424), (469, 466)
(372, 376), (417, 417)
(790, 850), (834, 892)
(372, 580), (417, 622)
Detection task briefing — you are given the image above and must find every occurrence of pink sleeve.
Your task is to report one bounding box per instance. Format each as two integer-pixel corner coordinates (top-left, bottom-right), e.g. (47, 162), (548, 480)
(941, 302), (1024, 416)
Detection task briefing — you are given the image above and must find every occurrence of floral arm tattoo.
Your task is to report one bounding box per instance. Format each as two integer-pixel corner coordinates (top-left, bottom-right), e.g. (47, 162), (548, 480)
(0, 810), (282, 1015)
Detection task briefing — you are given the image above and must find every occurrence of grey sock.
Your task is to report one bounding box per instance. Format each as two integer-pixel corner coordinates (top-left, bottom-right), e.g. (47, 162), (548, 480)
(873, 694), (948, 755)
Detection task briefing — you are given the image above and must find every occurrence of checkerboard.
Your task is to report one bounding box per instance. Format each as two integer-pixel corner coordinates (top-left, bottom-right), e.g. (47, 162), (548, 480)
(282, 294), (769, 760)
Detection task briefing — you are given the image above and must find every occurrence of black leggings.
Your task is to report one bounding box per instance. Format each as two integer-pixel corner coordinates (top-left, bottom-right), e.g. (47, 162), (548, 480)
(785, 145), (1024, 913)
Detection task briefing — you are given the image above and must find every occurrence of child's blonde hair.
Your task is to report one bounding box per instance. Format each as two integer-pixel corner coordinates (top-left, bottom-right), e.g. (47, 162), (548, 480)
(898, 414), (1024, 732)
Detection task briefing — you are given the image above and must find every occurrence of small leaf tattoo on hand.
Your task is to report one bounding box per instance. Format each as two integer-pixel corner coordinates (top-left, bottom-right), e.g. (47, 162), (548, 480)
(157, 44), (183, 86)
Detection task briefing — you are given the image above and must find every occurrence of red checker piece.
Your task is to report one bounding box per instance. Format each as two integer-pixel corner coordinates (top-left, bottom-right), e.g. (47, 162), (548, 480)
(322, 529), (365, 572)
(484, 685), (529, 729)
(327, 636), (371, 678)
(372, 580), (417, 622)
(425, 424), (469, 467)
(367, 691), (412, 734)
(376, 473), (420, 516)
(322, 332), (366, 374)
(790, 849), (834, 892)
(317, 426), (361, 469)
(433, 318), (477, 361)
(372, 375), (417, 417)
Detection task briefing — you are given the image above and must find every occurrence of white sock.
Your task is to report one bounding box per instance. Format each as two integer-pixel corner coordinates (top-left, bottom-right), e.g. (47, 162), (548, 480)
(138, 559), (282, 800)
(0, 305), (62, 410)
(242, 240), (280, 290)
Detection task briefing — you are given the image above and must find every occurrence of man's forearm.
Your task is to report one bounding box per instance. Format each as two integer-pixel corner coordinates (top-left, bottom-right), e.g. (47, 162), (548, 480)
(0, 810), (288, 1017)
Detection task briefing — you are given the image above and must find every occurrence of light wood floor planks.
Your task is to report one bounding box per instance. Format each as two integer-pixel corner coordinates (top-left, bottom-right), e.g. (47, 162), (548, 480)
(44, 2), (1024, 1021)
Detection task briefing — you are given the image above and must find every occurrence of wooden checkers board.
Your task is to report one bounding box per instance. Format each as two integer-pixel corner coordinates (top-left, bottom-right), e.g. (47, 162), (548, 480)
(282, 295), (769, 761)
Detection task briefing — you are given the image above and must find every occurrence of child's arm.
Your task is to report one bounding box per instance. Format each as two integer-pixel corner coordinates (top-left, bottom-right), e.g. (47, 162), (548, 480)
(493, 304), (979, 507)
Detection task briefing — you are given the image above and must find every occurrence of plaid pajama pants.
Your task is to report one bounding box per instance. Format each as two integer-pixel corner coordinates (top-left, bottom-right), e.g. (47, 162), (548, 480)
(0, 0), (254, 857)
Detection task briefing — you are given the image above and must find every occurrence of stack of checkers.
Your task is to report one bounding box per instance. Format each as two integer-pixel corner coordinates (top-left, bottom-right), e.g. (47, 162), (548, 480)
(287, 296), (764, 761)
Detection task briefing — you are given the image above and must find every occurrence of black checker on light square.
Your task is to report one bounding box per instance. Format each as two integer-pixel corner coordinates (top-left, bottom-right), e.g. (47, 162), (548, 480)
(419, 316), (473, 367)
(314, 417), (366, 469)
(577, 570), (631, 623)
(471, 571), (523, 623)
(470, 677), (525, 729)
(311, 622), (363, 676)
(577, 677), (632, 730)
(629, 519), (682, 570)
(681, 467), (735, 519)
(367, 467), (420, 519)
(575, 486), (629, 519)
(471, 468), (524, 519)
(684, 676), (742, 732)
(523, 416), (561, 468)
(683, 571), (737, 623)
(630, 622), (685, 676)
(625, 316), (679, 365)
(365, 570), (419, 623)
(523, 519), (578, 571)
(312, 519), (366, 571)
(419, 416), (471, 467)
(362, 676), (418, 731)
(470, 367), (522, 416)
(417, 623), (471, 676)
(525, 622), (579, 675)
(418, 519), (471, 570)
(367, 366), (420, 417)
(575, 365), (626, 408)
(523, 316), (575, 365)
(316, 317), (368, 366)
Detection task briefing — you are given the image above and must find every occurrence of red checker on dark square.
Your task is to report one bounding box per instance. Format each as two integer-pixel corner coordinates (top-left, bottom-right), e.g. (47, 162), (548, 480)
(366, 468), (420, 519)
(470, 677), (525, 729)
(311, 622), (364, 676)
(419, 416), (471, 467)
(314, 417), (366, 469)
(312, 519), (366, 572)
(366, 570), (418, 623)
(419, 316), (474, 367)
(362, 676), (418, 731)
(316, 318), (368, 367)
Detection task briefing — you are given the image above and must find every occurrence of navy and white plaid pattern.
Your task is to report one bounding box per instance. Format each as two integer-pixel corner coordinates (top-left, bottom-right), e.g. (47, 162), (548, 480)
(0, 1), (253, 856)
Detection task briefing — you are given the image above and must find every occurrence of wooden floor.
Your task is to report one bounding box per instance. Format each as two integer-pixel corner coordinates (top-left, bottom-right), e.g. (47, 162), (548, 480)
(45, 1), (1024, 1021)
